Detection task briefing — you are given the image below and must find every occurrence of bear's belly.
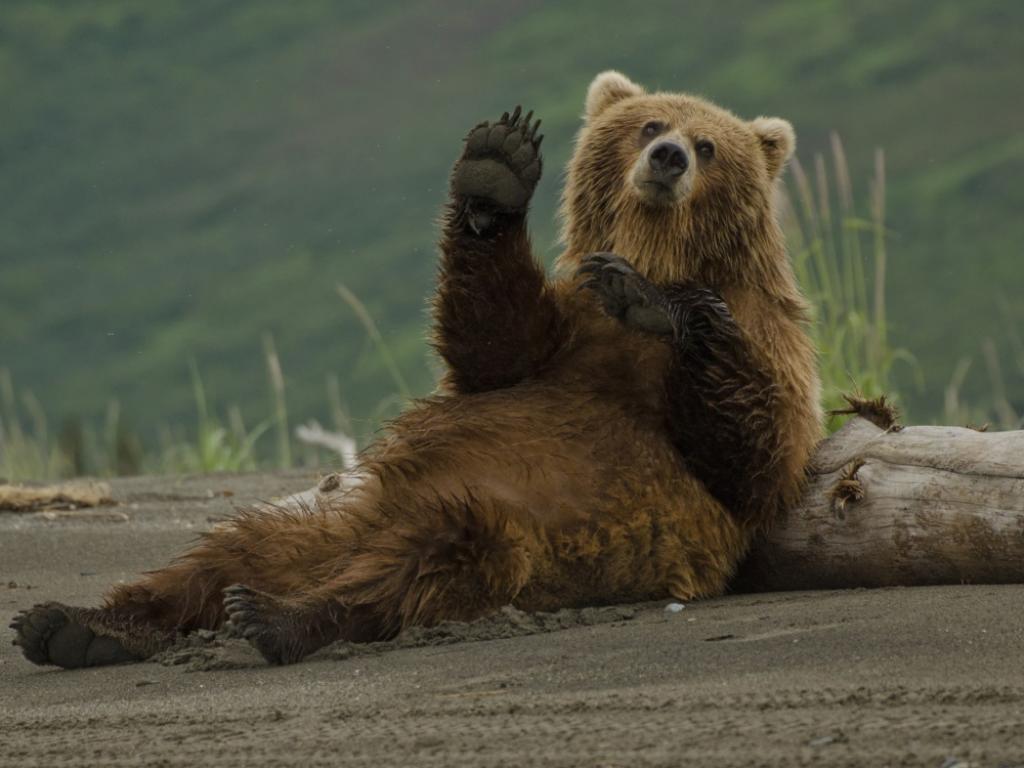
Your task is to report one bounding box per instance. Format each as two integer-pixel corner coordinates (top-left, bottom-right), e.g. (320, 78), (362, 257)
(367, 382), (690, 526)
(357, 381), (744, 606)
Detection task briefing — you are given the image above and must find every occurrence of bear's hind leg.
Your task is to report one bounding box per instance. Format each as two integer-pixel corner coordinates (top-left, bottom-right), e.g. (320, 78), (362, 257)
(224, 493), (538, 665)
(10, 602), (156, 669)
(10, 558), (232, 669)
(11, 505), (327, 668)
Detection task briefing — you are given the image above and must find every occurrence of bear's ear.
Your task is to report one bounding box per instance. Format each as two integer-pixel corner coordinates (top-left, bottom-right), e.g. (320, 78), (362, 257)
(750, 117), (796, 178)
(585, 71), (644, 121)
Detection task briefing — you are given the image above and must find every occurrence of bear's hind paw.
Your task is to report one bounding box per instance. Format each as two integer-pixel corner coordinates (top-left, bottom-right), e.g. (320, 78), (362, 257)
(10, 602), (139, 668)
(223, 584), (311, 666)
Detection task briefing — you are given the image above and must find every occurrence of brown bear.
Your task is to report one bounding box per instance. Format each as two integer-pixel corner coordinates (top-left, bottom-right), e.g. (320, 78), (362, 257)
(11, 71), (821, 667)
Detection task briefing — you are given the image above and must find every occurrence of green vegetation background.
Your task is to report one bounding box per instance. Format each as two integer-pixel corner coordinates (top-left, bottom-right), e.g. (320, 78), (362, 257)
(1, 1), (1022, 467)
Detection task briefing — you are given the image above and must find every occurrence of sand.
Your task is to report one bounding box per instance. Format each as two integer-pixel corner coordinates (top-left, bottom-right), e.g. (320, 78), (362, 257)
(2, 471), (1023, 767)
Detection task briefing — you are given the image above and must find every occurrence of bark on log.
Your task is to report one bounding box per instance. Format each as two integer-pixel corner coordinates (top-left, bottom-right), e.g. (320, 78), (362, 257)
(740, 417), (1024, 590)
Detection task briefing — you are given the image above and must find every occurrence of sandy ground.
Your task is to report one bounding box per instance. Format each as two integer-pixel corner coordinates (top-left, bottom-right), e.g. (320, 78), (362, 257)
(2, 471), (1024, 767)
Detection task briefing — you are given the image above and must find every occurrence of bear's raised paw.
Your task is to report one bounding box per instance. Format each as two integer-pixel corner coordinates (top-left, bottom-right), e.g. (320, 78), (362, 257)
(452, 106), (543, 233)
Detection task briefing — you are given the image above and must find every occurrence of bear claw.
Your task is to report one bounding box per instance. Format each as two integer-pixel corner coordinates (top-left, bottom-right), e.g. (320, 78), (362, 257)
(577, 253), (737, 344)
(577, 253), (673, 336)
(664, 286), (737, 349)
(452, 106), (543, 232)
(223, 584), (299, 665)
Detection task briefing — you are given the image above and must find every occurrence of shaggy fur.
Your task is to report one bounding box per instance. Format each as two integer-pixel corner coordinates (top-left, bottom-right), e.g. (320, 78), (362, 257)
(11, 72), (821, 668)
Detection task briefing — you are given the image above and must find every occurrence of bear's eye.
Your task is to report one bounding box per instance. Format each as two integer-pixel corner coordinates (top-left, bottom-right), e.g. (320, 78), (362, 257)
(696, 139), (715, 160)
(641, 121), (665, 139)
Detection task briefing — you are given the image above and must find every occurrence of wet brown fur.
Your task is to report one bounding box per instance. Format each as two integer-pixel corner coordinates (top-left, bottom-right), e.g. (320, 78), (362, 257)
(15, 72), (821, 666)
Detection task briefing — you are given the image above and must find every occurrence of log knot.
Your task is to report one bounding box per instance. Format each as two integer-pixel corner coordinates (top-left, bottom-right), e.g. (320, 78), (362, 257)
(317, 473), (343, 493)
(829, 460), (866, 519)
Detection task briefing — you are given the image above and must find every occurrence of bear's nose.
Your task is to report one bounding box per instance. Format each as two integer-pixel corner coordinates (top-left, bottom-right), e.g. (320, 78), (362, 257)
(648, 141), (689, 177)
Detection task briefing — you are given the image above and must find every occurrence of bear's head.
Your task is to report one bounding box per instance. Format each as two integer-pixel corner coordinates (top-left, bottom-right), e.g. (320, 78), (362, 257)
(560, 71), (796, 288)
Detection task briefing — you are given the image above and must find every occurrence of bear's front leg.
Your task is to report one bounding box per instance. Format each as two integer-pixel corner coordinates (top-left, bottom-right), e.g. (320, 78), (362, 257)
(578, 253), (786, 529)
(434, 108), (567, 394)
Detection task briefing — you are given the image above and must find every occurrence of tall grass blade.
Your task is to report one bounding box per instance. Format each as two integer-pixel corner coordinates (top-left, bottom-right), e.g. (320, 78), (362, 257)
(263, 333), (292, 469)
(336, 282), (412, 400)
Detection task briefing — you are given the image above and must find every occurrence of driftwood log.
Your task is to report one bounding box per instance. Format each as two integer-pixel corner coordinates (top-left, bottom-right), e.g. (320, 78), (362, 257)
(741, 416), (1024, 590)
(290, 413), (1024, 592)
(0, 480), (113, 512)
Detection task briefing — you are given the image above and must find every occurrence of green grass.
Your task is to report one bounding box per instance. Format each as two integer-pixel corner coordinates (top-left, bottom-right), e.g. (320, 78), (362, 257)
(782, 136), (916, 428)
(1, 1), (1021, 440)
(153, 359), (269, 474)
(0, 282), (427, 479)
(942, 332), (1023, 431)
(0, 369), (69, 481)
(3, 126), (1021, 481)
(2, 2), (1021, 478)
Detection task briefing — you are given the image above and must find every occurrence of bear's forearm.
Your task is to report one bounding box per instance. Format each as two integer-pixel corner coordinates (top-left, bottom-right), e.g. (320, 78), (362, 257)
(433, 207), (567, 394)
(664, 320), (790, 528)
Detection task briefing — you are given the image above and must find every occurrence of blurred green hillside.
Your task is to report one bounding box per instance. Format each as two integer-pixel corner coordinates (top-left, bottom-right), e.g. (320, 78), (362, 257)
(1, 0), (1022, 450)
